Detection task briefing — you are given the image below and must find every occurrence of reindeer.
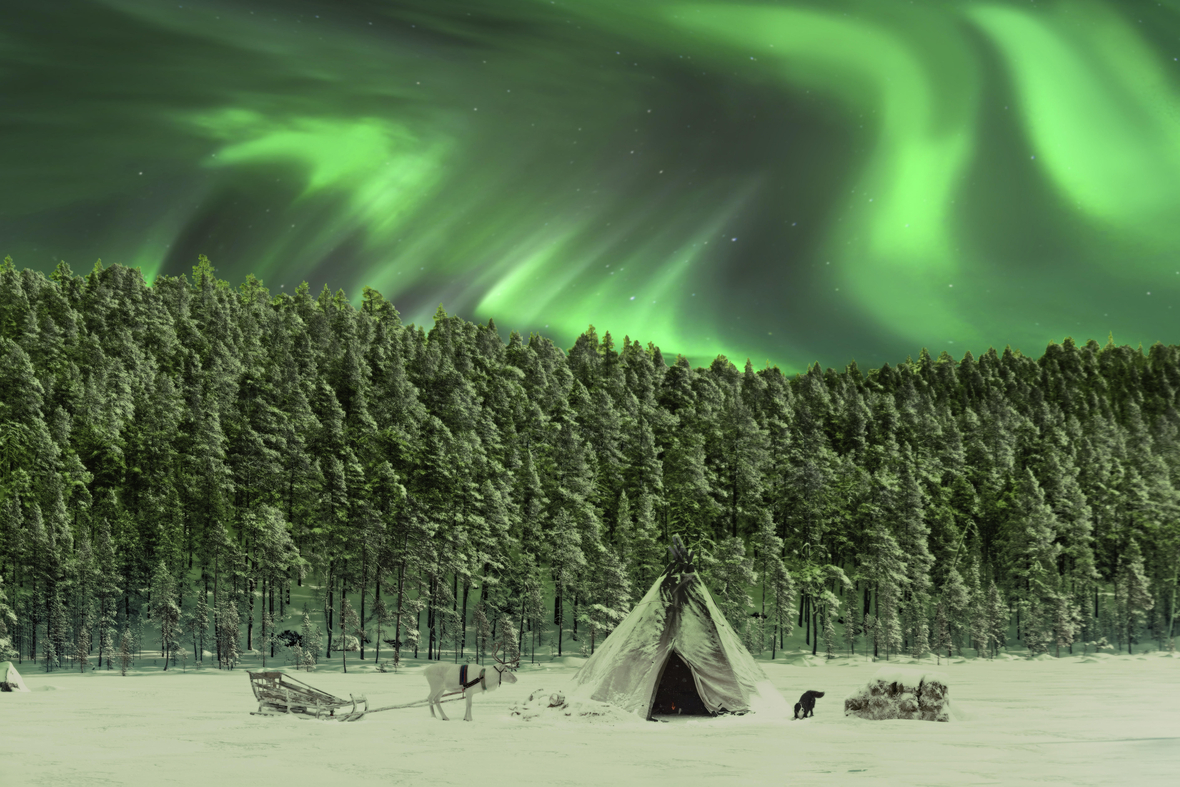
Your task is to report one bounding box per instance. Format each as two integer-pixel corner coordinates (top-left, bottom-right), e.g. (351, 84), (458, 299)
(423, 645), (519, 721)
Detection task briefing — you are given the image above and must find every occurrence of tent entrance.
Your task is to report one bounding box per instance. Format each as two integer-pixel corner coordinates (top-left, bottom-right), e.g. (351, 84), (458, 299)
(649, 651), (711, 717)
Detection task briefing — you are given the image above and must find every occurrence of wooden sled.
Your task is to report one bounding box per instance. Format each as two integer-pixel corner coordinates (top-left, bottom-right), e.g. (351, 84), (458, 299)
(247, 671), (369, 722)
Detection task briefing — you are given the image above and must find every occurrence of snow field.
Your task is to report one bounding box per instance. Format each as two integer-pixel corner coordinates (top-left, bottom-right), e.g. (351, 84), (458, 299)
(0, 651), (1177, 787)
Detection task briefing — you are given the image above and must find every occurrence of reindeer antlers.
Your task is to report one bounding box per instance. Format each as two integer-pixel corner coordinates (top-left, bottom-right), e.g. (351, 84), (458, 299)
(492, 642), (521, 670)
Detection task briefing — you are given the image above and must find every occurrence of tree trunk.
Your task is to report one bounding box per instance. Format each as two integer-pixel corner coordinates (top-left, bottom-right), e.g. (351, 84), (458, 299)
(460, 579), (470, 660)
(804, 594), (811, 646)
(557, 584), (564, 657)
(325, 561), (335, 656)
(812, 606), (818, 657)
(374, 577), (382, 665)
(360, 544), (367, 661)
(427, 575), (435, 661)
(247, 576), (254, 651)
(214, 553), (221, 668)
(394, 553), (406, 667)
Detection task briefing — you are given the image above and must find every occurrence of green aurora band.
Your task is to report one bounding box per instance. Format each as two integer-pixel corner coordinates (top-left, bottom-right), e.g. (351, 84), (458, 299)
(3, 0), (1180, 372)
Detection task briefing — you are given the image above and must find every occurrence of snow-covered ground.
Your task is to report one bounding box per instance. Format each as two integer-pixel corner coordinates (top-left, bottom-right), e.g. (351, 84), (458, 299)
(2, 650), (1178, 786)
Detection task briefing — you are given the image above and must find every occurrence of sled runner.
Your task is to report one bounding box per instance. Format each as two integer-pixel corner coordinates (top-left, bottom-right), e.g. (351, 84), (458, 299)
(248, 671), (369, 722)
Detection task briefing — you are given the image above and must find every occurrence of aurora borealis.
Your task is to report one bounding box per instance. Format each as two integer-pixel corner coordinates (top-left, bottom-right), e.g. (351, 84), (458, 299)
(3, 0), (1180, 373)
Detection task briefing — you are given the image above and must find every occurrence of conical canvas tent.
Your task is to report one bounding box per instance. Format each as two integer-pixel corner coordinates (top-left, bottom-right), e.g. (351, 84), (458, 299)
(568, 538), (789, 720)
(0, 661), (29, 692)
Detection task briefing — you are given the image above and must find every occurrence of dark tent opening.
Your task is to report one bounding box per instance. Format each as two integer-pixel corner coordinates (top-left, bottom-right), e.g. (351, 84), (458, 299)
(649, 651), (711, 717)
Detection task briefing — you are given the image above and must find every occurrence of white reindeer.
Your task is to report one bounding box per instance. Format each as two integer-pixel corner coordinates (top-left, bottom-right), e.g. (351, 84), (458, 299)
(424, 645), (519, 721)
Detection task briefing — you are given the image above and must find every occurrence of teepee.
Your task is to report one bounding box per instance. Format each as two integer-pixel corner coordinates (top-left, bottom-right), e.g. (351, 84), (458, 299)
(0, 661), (29, 692)
(568, 537), (788, 719)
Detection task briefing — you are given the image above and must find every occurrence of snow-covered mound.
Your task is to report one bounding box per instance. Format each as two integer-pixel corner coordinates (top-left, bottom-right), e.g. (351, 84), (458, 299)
(0, 661), (29, 692)
(844, 666), (951, 722)
(510, 687), (639, 723)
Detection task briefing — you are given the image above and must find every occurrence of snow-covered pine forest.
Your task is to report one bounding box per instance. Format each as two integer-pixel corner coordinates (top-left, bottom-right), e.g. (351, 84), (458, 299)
(0, 254), (1176, 673)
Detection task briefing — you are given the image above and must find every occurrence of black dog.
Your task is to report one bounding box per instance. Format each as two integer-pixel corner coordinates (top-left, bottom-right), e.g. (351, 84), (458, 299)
(793, 690), (824, 719)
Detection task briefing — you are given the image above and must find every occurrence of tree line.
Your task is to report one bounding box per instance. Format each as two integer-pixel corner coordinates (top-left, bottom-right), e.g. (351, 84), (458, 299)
(0, 255), (1176, 674)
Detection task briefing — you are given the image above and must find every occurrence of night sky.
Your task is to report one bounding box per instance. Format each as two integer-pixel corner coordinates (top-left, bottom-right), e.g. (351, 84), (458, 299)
(3, 0), (1180, 373)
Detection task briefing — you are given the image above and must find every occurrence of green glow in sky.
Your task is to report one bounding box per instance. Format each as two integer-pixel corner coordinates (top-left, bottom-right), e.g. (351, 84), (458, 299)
(2, 0), (1179, 372)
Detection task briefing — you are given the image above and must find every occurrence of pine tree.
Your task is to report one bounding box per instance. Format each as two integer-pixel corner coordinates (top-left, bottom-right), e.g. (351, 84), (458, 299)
(985, 581), (1008, 658)
(1115, 538), (1154, 654)
(148, 561), (180, 670)
(339, 597), (361, 673)
(118, 628), (133, 676)
(702, 536), (755, 633)
(965, 556), (990, 656)
(299, 609), (320, 671)
(767, 556), (795, 659)
(579, 546), (631, 655)
(933, 600), (952, 664)
(217, 599), (240, 669)
(1051, 591), (1081, 658)
(546, 509), (586, 657)
(862, 520), (908, 659)
(1005, 469), (1062, 654)
(190, 589), (209, 665)
(75, 609), (92, 673)
(940, 566), (969, 655)
(0, 574), (16, 661)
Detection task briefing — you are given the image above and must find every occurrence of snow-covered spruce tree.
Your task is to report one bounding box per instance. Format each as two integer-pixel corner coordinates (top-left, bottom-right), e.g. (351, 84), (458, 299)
(75, 608), (92, 673)
(0, 573), (18, 661)
(522, 579), (544, 664)
(579, 546), (631, 655)
(895, 458), (933, 659)
(1115, 538), (1154, 655)
(767, 556), (795, 659)
(701, 536), (756, 634)
(546, 509), (588, 657)
(496, 614), (520, 664)
(986, 580), (1008, 658)
(932, 600), (952, 664)
(217, 599), (241, 669)
(821, 591), (839, 658)
(118, 628), (132, 676)
(299, 609), (321, 671)
(940, 566), (969, 655)
(612, 491), (633, 581)
(1003, 469), (1061, 655)
(473, 601), (491, 665)
(190, 589), (209, 666)
(842, 594), (859, 658)
(339, 597), (361, 673)
(877, 580), (904, 659)
(148, 561), (180, 670)
(629, 492), (663, 593)
(861, 520), (907, 659)
(965, 555), (990, 656)
(258, 610), (274, 668)
(93, 514), (120, 670)
(1052, 591), (1081, 657)
(1022, 595), (1051, 656)
(751, 510), (785, 654)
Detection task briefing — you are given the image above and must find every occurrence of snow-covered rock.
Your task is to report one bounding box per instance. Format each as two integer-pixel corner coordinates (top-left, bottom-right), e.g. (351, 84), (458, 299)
(843, 666), (951, 722)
